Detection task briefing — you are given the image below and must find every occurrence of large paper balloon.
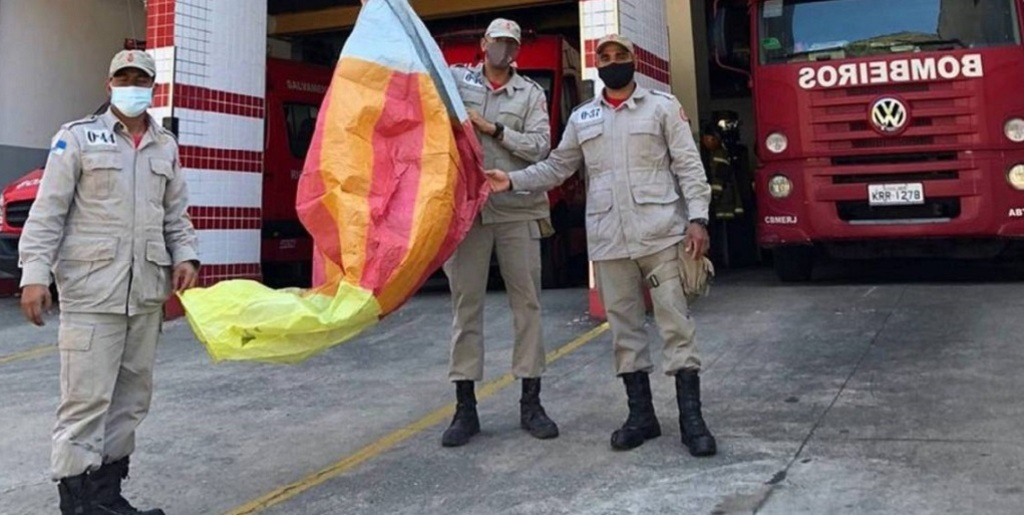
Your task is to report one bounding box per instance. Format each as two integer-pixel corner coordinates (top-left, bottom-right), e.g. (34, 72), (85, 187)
(179, 0), (488, 364)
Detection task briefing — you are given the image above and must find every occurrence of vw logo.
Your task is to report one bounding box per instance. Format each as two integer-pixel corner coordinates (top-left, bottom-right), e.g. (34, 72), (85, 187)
(870, 97), (909, 134)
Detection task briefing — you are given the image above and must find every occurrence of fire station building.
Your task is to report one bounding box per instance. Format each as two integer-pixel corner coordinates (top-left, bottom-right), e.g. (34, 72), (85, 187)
(0, 0), (744, 287)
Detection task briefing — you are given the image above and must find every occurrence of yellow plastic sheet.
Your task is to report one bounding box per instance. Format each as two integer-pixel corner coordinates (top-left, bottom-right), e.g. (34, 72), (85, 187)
(180, 281), (381, 364)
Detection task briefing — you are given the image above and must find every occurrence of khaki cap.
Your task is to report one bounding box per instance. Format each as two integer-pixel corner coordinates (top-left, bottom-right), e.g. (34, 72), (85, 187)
(486, 18), (521, 43)
(109, 50), (156, 78)
(596, 34), (635, 55)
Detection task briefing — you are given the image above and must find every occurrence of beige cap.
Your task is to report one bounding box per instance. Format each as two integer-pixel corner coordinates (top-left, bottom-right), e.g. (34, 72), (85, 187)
(596, 34), (635, 55)
(109, 50), (156, 78)
(486, 18), (521, 43)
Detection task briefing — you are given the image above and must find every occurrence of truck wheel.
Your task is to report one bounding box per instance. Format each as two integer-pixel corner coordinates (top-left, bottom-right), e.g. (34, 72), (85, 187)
(773, 246), (814, 283)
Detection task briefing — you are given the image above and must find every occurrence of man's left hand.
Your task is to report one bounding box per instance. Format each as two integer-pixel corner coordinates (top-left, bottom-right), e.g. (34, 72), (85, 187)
(173, 261), (199, 293)
(685, 223), (710, 259)
(467, 109), (497, 136)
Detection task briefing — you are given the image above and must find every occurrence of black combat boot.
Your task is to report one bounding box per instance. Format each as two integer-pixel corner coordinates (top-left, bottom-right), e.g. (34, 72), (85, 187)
(520, 378), (559, 439)
(91, 457), (166, 515)
(442, 380), (481, 447)
(610, 372), (662, 450)
(675, 369), (717, 457)
(58, 474), (95, 515)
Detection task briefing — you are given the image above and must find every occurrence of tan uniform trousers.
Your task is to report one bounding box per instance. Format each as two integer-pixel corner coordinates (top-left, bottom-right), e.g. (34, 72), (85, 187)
(444, 218), (545, 382)
(595, 244), (702, 376)
(51, 311), (162, 480)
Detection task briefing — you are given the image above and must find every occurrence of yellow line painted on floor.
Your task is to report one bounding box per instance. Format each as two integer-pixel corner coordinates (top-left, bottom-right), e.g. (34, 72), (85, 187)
(0, 344), (56, 365)
(225, 322), (610, 515)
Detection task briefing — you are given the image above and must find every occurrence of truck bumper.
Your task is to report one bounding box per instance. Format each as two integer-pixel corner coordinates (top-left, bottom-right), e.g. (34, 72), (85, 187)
(757, 148), (1024, 257)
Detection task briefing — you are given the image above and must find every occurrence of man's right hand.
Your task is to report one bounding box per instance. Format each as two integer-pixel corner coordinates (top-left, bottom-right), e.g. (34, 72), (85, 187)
(21, 285), (53, 327)
(484, 169), (511, 192)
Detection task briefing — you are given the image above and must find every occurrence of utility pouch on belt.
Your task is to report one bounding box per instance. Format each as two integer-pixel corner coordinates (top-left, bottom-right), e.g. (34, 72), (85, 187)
(677, 242), (715, 302)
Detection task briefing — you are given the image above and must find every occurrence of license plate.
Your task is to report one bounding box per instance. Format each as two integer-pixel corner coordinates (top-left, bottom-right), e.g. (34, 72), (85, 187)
(868, 183), (924, 206)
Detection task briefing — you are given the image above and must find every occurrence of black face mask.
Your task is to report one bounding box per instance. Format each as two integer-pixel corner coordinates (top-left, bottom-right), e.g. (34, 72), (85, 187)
(598, 62), (635, 90)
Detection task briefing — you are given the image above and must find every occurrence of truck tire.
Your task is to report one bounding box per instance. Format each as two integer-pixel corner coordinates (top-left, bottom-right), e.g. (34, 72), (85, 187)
(773, 246), (814, 283)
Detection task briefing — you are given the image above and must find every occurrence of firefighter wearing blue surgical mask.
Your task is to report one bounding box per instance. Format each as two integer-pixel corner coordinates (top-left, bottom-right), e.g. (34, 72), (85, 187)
(19, 49), (199, 515)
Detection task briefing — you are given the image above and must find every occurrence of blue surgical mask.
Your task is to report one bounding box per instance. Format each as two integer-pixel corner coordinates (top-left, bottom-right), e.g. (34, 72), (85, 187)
(110, 86), (153, 117)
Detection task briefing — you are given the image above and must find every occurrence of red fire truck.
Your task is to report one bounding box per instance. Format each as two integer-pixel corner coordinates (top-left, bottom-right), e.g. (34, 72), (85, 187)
(746, 0), (1024, 281)
(260, 57), (333, 288)
(438, 31), (590, 288)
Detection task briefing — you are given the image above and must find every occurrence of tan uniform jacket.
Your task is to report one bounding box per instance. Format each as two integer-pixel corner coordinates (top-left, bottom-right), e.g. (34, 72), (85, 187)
(509, 87), (711, 261)
(19, 109), (199, 315)
(451, 64), (551, 223)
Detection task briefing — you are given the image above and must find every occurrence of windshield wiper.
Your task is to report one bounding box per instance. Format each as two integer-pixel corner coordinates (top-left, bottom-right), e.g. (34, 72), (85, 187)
(783, 45), (846, 61)
(865, 36), (968, 51)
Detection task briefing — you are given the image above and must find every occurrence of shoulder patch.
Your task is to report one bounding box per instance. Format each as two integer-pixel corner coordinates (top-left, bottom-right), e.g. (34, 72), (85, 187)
(50, 136), (68, 156)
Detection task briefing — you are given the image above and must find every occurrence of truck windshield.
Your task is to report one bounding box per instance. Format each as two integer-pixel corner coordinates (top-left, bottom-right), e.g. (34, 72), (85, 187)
(758, 0), (1021, 65)
(284, 103), (320, 159)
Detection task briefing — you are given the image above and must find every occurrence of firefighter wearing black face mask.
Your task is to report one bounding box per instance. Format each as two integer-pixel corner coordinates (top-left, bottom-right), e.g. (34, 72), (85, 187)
(484, 34), (718, 458)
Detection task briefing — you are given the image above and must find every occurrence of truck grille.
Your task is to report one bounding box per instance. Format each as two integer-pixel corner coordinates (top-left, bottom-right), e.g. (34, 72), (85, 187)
(809, 81), (978, 154)
(4, 200), (33, 228)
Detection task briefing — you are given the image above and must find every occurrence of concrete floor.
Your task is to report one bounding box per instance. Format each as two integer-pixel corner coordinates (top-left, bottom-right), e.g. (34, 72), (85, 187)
(2, 261), (1024, 514)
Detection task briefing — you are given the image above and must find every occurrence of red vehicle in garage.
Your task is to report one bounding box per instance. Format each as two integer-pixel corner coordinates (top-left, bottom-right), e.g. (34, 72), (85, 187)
(747, 0), (1024, 281)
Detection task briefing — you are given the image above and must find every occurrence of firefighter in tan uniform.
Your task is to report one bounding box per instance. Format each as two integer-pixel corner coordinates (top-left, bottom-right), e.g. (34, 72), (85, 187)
(440, 18), (558, 447)
(18, 50), (199, 514)
(486, 35), (718, 457)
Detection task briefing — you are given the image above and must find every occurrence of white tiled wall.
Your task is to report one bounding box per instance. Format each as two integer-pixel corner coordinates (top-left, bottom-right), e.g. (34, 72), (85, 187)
(580, 0), (620, 91)
(619, 0), (670, 61)
(581, 0), (619, 40)
(149, 0), (268, 270)
(196, 229), (262, 265)
(185, 170), (263, 208)
(175, 109), (264, 152)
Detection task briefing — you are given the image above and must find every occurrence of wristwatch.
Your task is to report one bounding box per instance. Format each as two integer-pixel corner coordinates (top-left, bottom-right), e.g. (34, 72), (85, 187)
(492, 122), (505, 140)
(690, 218), (709, 228)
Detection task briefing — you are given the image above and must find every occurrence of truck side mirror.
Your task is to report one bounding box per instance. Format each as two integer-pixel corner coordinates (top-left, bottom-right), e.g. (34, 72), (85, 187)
(711, 0), (752, 84)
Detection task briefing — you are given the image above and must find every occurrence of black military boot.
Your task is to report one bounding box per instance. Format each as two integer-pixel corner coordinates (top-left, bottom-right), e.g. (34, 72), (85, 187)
(520, 378), (559, 439)
(91, 457), (166, 515)
(58, 474), (95, 515)
(675, 369), (717, 457)
(610, 372), (661, 450)
(442, 380), (481, 447)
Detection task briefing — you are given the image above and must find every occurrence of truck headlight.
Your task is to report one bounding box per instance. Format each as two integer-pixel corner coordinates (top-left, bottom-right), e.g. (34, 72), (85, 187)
(768, 175), (793, 198)
(1006, 119), (1024, 143)
(766, 132), (789, 154)
(1008, 164), (1024, 190)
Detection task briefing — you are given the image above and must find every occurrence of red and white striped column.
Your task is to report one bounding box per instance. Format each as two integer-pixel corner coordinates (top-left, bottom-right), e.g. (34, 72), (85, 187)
(580, 0), (672, 320)
(147, 0), (267, 289)
(579, 0), (672, 92)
